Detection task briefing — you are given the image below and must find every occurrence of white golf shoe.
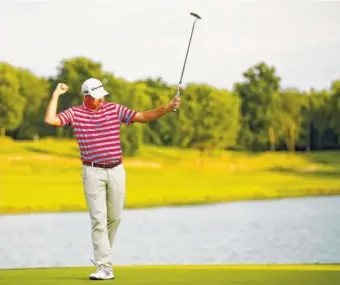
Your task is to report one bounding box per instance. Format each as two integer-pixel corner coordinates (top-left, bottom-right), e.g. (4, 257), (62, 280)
(89, 259), (114, 280)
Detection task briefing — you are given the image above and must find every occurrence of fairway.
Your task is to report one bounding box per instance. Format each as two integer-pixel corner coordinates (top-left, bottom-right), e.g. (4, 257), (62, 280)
(1, 265), (340, 285)
(2, 138), (340, 214)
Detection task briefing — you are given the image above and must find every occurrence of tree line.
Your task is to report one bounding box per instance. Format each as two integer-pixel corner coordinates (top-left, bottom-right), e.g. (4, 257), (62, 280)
(0, 57), (339, 155)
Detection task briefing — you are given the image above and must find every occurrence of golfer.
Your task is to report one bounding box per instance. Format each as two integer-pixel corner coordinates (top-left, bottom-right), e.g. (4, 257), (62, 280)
(44, 78), (180, 280)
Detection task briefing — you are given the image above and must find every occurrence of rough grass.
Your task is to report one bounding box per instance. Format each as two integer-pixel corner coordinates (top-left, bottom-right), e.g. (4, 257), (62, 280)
(1, 137), (340, 214)
(1, 265), (340, 285)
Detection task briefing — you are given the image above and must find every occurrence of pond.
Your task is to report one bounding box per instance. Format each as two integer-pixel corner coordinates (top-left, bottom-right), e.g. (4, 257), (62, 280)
(1, 196), (340, 269)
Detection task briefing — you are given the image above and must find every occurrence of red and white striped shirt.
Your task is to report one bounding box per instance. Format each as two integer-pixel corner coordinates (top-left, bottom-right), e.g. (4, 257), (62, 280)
(57, 102), (137, 163)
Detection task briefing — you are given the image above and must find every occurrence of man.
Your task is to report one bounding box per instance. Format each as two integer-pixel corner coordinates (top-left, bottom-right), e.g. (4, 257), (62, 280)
(44, 78), (180, 280)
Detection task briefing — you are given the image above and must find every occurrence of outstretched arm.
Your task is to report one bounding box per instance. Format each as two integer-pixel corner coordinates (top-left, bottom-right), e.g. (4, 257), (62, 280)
(134, 96), (181, 123)
(44, 83), (68, 127)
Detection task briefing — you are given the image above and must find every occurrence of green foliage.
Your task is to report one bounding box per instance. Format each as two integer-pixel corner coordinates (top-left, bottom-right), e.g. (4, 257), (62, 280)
(0, 63), (27, 135)
(1, 57), (340, 153)
(276, 89), (304, 151)
(234, 62), (281, 151)
(329, 80), (340, 143)
(15, 69), (50, 139)
(174, 84), (240, 152)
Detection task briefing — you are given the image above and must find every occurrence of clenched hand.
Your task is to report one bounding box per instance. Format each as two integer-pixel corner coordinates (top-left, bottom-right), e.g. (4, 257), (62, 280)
(53, 83), (69, 96)
(169, 96), (181, 111)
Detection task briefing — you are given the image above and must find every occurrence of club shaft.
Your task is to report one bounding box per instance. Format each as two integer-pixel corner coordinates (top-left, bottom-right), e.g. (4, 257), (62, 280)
(173, 14), (201, 111)
(179, 20), (198, 85)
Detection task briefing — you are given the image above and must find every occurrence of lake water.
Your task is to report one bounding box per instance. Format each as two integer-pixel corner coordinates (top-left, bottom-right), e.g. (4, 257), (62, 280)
(1, 196), (340, 269)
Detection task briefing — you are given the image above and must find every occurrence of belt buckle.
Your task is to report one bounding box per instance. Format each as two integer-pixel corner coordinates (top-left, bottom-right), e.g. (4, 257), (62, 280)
(104, 163), (112, 168)
(111, 159), (120, 166)
(103, 161), (115, 168)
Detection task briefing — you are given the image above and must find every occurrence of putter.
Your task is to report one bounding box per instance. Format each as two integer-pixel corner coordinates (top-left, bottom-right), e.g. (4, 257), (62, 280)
(173, 12), (202, 112)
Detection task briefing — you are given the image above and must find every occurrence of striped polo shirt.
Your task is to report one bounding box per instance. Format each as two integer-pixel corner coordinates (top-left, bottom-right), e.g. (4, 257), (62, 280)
(57, 102), (137, 163)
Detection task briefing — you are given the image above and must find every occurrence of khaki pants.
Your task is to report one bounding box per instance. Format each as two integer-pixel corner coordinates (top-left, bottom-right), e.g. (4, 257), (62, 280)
(81, 163), (126, 267)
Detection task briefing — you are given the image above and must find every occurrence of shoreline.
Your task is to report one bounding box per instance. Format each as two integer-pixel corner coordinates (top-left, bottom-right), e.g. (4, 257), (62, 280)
(1, 191), (339, 215)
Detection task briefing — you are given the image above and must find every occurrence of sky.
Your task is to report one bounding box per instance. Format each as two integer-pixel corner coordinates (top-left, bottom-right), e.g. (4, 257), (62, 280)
(1, 0), (340, 92)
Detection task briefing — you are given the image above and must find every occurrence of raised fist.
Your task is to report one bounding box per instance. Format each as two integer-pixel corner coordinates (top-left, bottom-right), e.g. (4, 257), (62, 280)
(54, 83), (68, 95)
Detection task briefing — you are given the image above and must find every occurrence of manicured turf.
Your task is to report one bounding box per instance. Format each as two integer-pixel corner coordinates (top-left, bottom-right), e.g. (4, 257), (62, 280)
(1, 138), (340, 214)
(1, 265), (340, 285)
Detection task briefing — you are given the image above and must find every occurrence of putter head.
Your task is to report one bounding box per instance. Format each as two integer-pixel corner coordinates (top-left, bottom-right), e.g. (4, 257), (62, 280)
(190, 12), (202, 20)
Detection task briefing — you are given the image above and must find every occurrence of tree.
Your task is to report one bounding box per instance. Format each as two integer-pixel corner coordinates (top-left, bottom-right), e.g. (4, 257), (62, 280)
(175, 84), (240, 154)
(277, 89), (303, 152)
(329, 80), (340, 145)
(309, 89), (332, 149)
(13, 69), (50, 139)
(298, 92), (313, 151)
(0, 63), (26, 137)
(234, 62), (281, 151)
(133, 77), (173, 146)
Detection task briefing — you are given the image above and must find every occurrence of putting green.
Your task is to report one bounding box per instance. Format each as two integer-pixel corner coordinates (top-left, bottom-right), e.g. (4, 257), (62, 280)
(1, 265), (339, 285)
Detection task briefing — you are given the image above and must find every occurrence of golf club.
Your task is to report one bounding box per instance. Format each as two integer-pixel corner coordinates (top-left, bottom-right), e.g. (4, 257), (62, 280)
(173, 12), (202, 112)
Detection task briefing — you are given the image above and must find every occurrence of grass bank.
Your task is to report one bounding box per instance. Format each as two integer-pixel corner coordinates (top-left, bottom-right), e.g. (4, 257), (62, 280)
(1, 265), (340, 285)
(1, 138), (340, 214)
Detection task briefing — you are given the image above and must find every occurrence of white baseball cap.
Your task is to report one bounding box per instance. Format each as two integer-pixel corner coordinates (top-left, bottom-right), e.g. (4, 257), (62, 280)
(81, 78), (109, 99)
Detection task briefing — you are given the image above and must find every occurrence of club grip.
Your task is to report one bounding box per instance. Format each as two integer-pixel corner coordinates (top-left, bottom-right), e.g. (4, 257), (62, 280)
(172, 88), (181, 112)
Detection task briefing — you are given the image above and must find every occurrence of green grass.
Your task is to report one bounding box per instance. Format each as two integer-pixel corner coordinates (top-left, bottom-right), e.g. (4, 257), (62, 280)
(1, 137), (340, 214)
(1, 265), (340, 285)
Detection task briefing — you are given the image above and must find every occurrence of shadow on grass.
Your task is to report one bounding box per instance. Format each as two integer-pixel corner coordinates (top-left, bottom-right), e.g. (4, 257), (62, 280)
(24, 146), (50, 155)
(146, 148), (183, 161)
(25, 146), (79, 159)
(306, 151), (340, 168)
(269, 166), (340, 179)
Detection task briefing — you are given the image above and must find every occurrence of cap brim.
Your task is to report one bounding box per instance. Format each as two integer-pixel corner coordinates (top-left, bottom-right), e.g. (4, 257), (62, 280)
(89, 88), (109, 99)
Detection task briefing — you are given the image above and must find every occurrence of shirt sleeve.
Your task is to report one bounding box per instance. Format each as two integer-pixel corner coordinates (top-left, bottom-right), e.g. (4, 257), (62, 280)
(57, 107), (74, 126)
(116, 104), (137, 125)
